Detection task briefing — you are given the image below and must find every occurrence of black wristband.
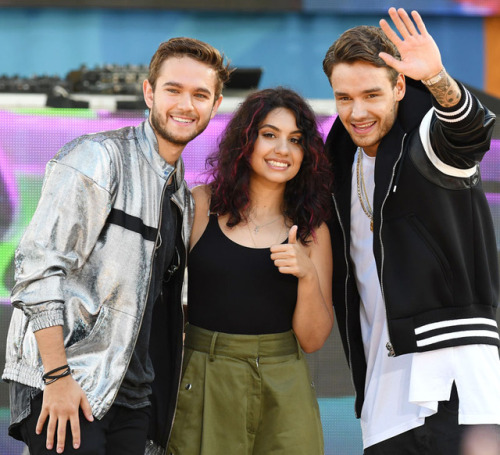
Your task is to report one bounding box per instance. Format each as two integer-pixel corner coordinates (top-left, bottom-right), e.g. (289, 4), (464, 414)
(42, 364), (71, 385)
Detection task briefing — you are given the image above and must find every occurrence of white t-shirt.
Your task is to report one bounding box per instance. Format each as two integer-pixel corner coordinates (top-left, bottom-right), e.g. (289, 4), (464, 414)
(350, 148), (500, 449)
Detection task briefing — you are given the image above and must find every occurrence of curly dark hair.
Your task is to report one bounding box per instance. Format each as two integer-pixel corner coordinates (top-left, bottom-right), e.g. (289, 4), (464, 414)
(207, 87), (332, 243)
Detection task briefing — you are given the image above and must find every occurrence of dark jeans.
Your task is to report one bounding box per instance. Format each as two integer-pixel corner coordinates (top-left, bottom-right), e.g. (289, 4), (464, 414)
(19, 392), (150, 455)
(364, 384), (500, 455)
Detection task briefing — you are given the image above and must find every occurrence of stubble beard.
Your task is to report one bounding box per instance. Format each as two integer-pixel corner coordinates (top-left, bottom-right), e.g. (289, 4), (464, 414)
(349, 104), (398, 153)
(150, 105), (212, 146)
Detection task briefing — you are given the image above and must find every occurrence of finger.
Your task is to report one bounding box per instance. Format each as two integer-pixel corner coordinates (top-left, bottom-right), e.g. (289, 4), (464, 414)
(270, 248), (293, 261)
(277, 265), (297, 275)
(379, 19), (402, 47)
(378, 52), (402, 72)
(270, 251), (282, 260)
(80, 395), (94, 422)
(411, 10), (428, 35)
(288, 225), (298, 244)
(271, 248), (289, 260)
(45, 415), (57, 450)
(274, 261), (290, 273)
(56, 417), (67, 454)
(36, 407), (49, 435)
(387, 7), (412, 39)
(273, 258), (284, 268)
(273, 257), (294, 266)
(397, 8), (419, 36)
(69, 414), (81, 450)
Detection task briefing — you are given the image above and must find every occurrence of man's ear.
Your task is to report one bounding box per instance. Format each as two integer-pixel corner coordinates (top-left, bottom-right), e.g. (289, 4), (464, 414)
(143, 79), (154, 109)
(210, 95), (223, 119)
(395, 73), (406, 102)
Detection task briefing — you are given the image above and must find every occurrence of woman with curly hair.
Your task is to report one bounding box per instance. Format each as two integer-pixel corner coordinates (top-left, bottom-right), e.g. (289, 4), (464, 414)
(167, 87), (333, 455)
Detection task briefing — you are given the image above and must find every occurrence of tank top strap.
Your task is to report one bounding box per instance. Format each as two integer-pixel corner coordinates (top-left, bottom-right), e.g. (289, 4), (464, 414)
(206, 212), (219, 232)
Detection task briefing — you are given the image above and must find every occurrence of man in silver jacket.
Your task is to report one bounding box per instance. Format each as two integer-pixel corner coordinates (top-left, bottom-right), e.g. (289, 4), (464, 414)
(3, 37), (231, 455)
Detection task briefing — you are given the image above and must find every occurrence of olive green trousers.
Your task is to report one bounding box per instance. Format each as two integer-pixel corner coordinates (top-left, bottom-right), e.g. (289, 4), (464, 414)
(167, 324), (324, 455)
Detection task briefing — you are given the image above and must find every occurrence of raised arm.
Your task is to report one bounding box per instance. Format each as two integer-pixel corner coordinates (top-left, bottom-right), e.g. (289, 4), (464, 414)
(271, 223), (333, 353)
(379, 7), (461, 108)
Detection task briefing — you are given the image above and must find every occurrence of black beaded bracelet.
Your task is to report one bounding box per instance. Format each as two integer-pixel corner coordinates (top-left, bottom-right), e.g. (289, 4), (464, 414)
(42, 364), (71, 385)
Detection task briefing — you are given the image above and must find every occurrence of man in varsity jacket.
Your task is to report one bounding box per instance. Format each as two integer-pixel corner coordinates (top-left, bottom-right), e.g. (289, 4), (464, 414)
(323, 7), (500, 454)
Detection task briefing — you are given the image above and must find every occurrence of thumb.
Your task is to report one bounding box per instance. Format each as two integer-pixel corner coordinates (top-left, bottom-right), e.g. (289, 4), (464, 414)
(288, 225), (298, 244)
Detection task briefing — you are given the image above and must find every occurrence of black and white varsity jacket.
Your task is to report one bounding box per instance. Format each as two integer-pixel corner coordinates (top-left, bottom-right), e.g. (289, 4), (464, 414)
(325, 79), (499, 417)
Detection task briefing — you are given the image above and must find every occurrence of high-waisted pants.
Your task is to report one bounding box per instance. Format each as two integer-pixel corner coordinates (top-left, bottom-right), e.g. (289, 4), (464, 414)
(167, 324), (324, 455)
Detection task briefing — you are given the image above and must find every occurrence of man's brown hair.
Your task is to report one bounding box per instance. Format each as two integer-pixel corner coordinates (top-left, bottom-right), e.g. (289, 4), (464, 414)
(323, 25), (400, 86)
(148, 37), (233, 99)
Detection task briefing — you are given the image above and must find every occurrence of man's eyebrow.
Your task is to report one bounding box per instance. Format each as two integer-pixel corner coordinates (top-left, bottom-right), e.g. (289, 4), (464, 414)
(334, 87), (383, 97)
(162, 81), (212, 95)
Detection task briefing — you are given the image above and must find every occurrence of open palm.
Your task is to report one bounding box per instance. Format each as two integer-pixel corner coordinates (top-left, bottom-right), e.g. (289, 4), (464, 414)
(379, 8), (444, 81)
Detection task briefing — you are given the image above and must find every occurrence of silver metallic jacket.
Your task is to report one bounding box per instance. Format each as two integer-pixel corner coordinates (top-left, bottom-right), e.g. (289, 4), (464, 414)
(3, 120), (194, 429)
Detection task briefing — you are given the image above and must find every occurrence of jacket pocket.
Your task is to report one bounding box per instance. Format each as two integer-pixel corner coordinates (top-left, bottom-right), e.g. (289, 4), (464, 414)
(65, 305), (105, 354)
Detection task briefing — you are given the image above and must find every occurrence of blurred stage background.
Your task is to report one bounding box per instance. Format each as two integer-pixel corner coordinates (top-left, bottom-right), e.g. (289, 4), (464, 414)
(0, 1), (499, 454)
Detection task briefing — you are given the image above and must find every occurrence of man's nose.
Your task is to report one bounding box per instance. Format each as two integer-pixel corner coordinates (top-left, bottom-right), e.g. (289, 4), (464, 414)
(177, 92), (194, 111)
(351, 100), (368, 119)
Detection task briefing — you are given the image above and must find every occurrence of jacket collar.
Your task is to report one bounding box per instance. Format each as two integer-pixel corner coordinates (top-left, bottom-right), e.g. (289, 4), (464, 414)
(325, 77), (432, 192)
(137, 119), (186, 188)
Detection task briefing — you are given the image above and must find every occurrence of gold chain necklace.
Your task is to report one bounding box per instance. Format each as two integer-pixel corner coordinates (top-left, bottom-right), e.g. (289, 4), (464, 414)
(356, 147), (374, 232)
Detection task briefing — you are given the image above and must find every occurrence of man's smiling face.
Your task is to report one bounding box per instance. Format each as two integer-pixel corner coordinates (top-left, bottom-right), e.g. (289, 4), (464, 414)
(144, 55), (222, 163)
(330, 61), (405, 157)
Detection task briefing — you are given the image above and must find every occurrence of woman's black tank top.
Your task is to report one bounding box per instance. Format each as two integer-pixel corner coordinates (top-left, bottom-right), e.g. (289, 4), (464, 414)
(188, 214), (298, 334)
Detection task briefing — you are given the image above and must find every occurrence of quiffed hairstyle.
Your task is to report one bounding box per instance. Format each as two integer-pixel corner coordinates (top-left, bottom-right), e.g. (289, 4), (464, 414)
(207, 87), (332, 243)
(148, 37), (233, 99)
(323, 25), (401, 86)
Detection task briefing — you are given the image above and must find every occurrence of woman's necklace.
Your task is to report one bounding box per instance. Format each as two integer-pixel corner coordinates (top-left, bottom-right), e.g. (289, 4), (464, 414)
(246, 217), (285, 248)
(248, 214), (281, 234)
(356, 147), (374, 232)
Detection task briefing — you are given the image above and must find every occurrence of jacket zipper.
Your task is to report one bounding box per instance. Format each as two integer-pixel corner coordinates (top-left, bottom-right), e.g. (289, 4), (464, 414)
(107, 175), (170, 418)
(331, 192), (359, 416)
(162, 190), (188, 449)
(378, 134), (407, 357)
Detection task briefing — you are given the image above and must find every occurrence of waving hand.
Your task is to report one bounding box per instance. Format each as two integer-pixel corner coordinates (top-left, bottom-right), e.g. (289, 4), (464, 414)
(379, 8), (443, 82)
(379, 7), (461, 107)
